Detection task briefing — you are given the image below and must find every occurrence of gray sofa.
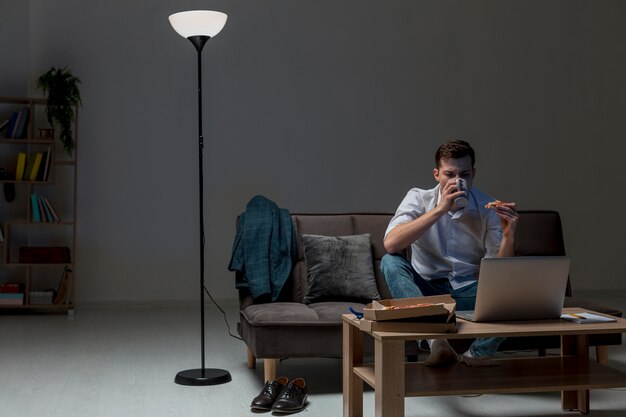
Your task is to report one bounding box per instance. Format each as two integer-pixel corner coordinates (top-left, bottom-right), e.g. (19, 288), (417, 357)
(237, 211), (622, 382)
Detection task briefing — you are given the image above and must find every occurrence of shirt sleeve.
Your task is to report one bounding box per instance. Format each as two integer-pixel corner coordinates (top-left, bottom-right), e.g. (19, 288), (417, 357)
(385, 189), (426, 238)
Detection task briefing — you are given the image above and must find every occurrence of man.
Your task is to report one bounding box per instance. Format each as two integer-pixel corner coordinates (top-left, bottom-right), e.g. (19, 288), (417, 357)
(382, 140), (518, 366)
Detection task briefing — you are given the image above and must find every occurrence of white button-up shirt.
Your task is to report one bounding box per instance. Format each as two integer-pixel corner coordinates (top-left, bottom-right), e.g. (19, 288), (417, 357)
(385, 185), (502, 289)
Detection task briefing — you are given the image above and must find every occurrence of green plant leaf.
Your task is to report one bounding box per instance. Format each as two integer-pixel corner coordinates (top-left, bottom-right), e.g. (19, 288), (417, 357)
(36, 67), (81, 155)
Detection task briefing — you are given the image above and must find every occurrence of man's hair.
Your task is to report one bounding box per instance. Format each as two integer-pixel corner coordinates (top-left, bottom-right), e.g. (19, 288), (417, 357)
(435, 140), (475, 168)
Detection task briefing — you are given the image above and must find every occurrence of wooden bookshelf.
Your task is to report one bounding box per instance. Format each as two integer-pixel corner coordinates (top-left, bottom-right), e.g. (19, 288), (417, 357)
(0, 96), (77, 313)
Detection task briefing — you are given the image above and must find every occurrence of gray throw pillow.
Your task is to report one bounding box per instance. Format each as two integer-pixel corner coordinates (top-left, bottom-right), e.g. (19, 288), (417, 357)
(301, 233), (381, 304)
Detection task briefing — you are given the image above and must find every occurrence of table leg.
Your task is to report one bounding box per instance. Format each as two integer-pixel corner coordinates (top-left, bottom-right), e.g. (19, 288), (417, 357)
(343, 319), (364, 417)
(595, 345), (609, 365)
(375, 338), (405, 417)
(561, 334), (590, 414)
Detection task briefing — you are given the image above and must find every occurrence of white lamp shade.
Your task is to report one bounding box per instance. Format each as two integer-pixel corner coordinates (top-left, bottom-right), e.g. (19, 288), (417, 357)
(169, 10), (227, 38)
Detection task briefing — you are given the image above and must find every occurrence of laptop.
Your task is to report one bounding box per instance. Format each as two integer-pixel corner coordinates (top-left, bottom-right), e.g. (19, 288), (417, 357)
(456, 256), (570, 322)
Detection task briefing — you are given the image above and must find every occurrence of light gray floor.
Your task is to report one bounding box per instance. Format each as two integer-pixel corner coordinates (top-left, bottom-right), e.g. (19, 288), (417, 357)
(1, 291), (625, 417)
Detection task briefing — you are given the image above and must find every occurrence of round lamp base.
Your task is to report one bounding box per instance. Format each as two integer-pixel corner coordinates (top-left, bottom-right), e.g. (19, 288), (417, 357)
(175, 368), (232, 386)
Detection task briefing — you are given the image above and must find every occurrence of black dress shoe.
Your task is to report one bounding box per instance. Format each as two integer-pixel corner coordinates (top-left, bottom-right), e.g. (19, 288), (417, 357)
(271, 378), (308, 414)
(251, 376), (289, 411)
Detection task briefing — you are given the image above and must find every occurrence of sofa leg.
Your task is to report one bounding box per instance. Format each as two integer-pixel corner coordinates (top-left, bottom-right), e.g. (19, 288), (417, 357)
(247, 347), (256, 369)
(263, 358), (278, 382)
(596, 345), (609, 365)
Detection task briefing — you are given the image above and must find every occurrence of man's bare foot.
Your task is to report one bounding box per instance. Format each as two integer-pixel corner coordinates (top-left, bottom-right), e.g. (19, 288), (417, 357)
(424, 339), (458, 367)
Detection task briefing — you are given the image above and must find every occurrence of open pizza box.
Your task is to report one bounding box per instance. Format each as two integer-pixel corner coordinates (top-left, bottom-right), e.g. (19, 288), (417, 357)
(359, 294), (457, 333)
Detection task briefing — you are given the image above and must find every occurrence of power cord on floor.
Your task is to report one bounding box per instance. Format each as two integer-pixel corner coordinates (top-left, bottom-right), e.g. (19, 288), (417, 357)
(203, 285), (243, 341)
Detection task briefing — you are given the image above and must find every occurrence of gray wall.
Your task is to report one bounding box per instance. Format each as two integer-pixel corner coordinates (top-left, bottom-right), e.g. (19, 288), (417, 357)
(1, 1), (624, 304)
(0, 2), (30, 95)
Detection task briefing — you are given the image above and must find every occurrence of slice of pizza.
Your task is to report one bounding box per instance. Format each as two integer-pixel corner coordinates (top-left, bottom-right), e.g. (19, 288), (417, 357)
(485, 200), (503, 209)
(485, 200), (515, 209)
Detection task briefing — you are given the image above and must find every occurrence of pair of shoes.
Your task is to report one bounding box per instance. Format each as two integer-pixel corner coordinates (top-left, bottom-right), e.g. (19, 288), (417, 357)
(251, 376), (288, 411)
(250, 377), (308, 414)
(272, 378), (307, 414)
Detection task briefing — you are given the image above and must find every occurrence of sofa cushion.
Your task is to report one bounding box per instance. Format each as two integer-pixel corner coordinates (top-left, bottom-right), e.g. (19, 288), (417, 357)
(242, 302), (320, 326)
(308, 301), (361, 322)
(241, 301), (362, 326)
(240, 301), (372, 358)
(279, 214), (394, 303)
(301, 233), (381, 304)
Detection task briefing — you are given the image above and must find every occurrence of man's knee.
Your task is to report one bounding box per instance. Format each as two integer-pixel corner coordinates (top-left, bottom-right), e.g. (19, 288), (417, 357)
(381, 253), (408, 272)
(380, 253), (412, 285)
(381, 253), (422, 299)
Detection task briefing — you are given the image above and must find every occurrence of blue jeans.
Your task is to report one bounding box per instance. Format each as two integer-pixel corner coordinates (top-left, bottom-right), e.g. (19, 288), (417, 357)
(380, 253), (504, 357)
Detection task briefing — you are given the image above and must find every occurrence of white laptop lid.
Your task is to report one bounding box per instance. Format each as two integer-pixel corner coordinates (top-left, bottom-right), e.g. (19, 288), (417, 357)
(469, 256), (570, 322)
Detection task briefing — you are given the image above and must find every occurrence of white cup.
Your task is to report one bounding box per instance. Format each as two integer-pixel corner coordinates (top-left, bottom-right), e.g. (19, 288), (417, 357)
(454, 178), (469, 208)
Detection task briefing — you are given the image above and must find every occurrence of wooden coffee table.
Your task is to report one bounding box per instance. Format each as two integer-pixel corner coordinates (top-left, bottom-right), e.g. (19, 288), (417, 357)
(343, 308), (626, 417)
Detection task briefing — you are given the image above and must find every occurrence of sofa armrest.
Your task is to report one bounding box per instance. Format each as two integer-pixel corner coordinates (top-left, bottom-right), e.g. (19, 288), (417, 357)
(238, 288), (254, 311)
(237, 269), (255, 310)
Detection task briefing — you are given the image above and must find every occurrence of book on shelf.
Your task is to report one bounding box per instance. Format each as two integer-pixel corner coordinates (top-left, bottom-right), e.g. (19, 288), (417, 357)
(31, 194), (41, 222)
(12, 110), (23, 138)
(4, 111), (19, 138)
(13, 107), (30, 139)
(0, 283), (24, 293)
(29, 290), (54, 305)
(19, 246), (71, 263)
(44, 148), (52, 181)
(15, 152), (27, 181)
(39, 195), (52, 222)
(0, 281), (25, 306)
(30, 193), (61, 223)
(16, 152), (47, 183)
(25, 151), (45, 181)
(23, 153), (37, 181)
(43, 196), (61, 222)
(0, 224), (4, 242)
(36, 148), (52, 181)
(28, 152), (43, 181)
(54, 266), (72, 305)
(37, 195), (49, 222)
(0, 293), (24, 305)
(3, 107), (29, 139)
(0, 118), (9, 132)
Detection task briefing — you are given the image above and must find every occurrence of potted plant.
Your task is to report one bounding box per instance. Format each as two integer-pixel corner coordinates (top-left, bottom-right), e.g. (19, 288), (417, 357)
(36, 67), (81, 155)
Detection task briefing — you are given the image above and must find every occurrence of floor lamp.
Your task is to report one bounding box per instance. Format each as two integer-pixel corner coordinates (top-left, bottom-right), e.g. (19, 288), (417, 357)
(169, 10), (231, 387)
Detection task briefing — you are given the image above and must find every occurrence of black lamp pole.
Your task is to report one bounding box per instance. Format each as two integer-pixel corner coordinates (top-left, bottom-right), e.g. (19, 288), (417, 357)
(174, 35), (231, 387)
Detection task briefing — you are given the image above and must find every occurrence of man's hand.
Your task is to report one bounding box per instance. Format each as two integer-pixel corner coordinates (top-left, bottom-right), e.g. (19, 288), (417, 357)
(437, 179), (466, 212)
(384, 182), (467, 254)
(489, 202), (518, 238)
(485, 200), (518, 257)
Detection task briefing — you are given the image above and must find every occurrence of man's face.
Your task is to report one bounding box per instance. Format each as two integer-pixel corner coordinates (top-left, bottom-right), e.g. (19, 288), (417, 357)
(433, 156), (476, 190)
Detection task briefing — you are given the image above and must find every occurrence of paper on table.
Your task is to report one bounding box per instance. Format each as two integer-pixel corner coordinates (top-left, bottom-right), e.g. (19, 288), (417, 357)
(560, 312), (617, 324)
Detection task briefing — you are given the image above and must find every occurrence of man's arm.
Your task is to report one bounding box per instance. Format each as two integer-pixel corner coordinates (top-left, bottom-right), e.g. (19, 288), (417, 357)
(495, 204), (518, 257)
(384, 206), (446, 253)
(498, 235), (515, 257)
(384, 180), (464, 254)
